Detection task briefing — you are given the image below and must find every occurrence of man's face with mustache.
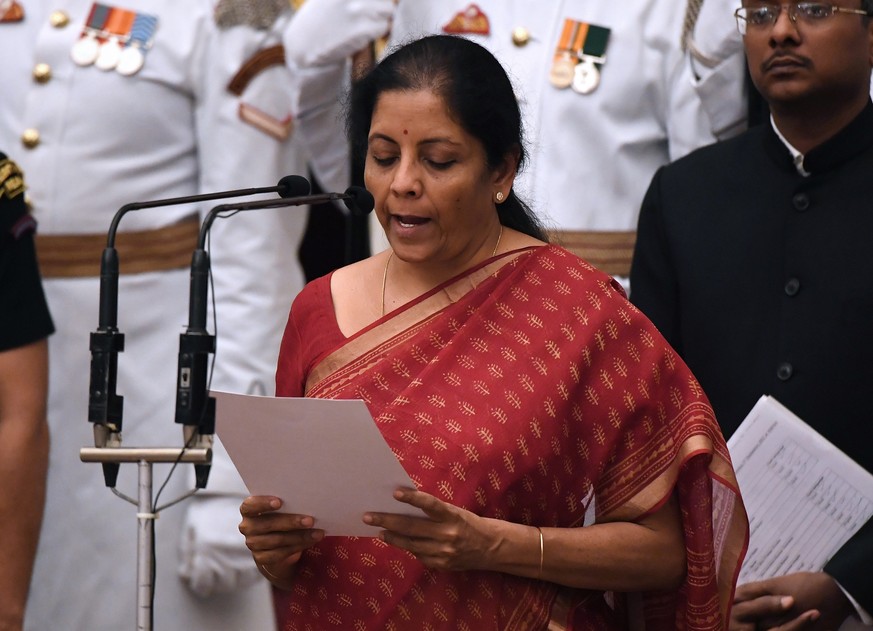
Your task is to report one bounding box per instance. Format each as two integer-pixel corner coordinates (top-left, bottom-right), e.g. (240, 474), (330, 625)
(741, 1), (873, 109)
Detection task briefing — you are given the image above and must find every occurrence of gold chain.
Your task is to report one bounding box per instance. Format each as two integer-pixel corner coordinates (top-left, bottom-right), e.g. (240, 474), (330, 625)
(380, 225), (503, 317)
(492, 224), (503, 258)
(380, 250), (394, 317)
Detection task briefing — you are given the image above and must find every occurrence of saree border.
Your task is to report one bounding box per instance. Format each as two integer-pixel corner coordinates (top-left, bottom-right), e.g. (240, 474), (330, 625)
(306, 247), (537, 396)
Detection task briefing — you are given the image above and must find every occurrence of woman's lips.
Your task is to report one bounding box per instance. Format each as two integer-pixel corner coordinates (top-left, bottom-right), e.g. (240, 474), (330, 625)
(393, 214), (430, 228)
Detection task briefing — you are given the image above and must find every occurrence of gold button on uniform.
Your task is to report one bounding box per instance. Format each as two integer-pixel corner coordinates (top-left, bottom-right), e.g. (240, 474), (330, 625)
(50, 10), (70, 28)
(512, 26), (530, 47)
(21, 129), (41, 149)
(33, 63), (53, 83)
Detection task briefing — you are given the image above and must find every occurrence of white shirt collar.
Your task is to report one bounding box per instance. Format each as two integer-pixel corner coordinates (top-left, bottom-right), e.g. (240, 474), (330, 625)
(771, 115), (811, 177)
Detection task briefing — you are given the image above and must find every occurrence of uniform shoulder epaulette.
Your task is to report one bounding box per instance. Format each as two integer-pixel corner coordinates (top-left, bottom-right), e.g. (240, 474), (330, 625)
(214, 0), (289, 30)
(1, 154), (26, 205)
(0, 154), (34, 238)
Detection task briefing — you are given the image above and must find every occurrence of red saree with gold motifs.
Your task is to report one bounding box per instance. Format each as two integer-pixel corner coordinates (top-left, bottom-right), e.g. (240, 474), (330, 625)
(273, 245), (747, 631)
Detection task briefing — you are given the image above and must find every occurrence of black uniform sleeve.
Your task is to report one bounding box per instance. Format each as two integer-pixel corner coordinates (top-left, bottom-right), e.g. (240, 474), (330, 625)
(0, 152), (54, 351)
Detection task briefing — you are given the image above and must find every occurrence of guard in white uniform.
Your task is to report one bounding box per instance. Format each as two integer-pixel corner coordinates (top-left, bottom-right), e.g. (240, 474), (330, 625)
(683, 0), (750, 140)
(0, 1), (338, 629)
(283, 0), (722, 279)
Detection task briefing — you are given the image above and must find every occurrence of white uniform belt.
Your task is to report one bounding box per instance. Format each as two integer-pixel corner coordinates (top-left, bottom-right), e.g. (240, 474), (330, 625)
(547, 229), (637, 278)
(35, 214), (199, 278)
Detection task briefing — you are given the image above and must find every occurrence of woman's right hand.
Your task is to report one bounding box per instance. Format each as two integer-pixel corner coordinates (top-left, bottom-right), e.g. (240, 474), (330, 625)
(238, 496), (325, 588)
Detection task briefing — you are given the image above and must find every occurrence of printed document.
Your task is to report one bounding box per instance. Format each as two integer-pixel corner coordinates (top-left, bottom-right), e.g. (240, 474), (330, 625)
(213, 390), (423, 536)
(728, 395), (873, 583)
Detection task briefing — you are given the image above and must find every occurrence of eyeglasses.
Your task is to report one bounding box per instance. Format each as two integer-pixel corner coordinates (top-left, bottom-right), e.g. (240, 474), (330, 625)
(734, 3), (870, 34)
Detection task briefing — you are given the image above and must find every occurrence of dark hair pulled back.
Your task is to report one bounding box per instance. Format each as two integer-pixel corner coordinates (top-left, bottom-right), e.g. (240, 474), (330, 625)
(347, 34), (548, 242)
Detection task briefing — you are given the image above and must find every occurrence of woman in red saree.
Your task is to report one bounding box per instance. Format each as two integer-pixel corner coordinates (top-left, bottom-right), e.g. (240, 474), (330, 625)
(240, 35), (748, 630)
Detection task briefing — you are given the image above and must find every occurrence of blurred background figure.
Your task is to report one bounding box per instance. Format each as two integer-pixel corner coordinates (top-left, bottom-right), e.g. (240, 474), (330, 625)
(0, 1), (344, 629)
(282, 0), (730, 287)
(682, 0), (754, 138)
(0, 150), (53, 631)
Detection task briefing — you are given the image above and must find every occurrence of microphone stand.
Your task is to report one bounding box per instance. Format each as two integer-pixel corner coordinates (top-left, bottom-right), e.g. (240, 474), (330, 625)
(166, 184), (372, 495)
(79, 447), (211, 631)
(86, 176), (308, 487)
(80, 177), (309, 631)
(172, 177), (331, 490)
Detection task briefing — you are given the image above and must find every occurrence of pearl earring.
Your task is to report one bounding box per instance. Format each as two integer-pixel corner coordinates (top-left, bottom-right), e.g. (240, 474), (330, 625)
(495, 191), (505, 203)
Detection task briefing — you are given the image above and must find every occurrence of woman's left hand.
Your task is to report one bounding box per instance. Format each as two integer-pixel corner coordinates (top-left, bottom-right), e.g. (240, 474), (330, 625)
(363, 488), (500, 572)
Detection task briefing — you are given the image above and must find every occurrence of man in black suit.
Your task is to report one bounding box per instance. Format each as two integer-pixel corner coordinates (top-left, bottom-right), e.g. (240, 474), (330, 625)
(630, 1), (873, 629)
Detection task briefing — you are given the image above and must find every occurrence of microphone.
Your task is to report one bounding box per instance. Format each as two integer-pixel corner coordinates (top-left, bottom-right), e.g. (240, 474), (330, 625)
(88, 175), (310, 487)
(93, 175), (310, 335)
(104, 174), (311, 248)
(176, 185), (373, 488)
(197, 185), (375, 247)
(341, 185), (376, 216)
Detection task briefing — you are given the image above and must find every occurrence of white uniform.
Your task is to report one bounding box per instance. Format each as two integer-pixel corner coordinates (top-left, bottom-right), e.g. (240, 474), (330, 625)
(0, 1), (326, 629)
(684, 0), (749, 140)
(284, 0), (718, 242)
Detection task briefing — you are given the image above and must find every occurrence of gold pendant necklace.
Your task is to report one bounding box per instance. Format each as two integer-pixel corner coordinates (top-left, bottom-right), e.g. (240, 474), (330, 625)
(380, 225), (503, 317)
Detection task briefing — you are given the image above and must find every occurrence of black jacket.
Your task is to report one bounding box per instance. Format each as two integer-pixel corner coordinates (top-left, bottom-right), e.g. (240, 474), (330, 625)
(630, 102), (873, 614)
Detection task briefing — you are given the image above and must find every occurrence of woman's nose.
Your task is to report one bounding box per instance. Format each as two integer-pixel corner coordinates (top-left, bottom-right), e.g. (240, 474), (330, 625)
(390, 157), (422, 197)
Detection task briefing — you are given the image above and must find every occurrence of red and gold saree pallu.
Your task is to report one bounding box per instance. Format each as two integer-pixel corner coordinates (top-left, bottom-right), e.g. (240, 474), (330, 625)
(275, 245), (748, 631)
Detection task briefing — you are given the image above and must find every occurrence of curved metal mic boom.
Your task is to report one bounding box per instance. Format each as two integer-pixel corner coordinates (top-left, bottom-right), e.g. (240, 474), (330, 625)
(178, 183), (375, 488)
(88, 175), (310, 487)
(197, 185), (375, 249)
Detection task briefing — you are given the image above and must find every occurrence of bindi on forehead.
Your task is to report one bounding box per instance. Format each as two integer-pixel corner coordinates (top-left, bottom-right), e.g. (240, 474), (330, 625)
(403, 129), (408, 135)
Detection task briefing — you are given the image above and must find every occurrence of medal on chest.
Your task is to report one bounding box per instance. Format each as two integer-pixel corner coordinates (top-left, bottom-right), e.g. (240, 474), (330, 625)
(71, 3), (158, 76)
(549, 18), (611, 95)
(442, 3), (490, 36)
(0, 0), (24, 23)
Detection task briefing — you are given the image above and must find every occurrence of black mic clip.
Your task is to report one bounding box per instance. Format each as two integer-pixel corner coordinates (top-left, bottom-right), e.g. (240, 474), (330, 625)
(175, 334), (215, 490)
(88, 330), (125, 488)
(175, 248), (217, 489)
(88, 247), (125, 487)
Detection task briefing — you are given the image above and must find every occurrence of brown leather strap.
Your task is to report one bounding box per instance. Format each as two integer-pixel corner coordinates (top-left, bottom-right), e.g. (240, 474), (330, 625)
(35, 214), (199, 278)
(547, 229), (637, 277)
(227, 44), (285, 96)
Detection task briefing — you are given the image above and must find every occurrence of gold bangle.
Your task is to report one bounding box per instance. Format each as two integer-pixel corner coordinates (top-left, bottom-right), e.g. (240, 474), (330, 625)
(257, 562), (282, 582)
(535, 526), (544, 579)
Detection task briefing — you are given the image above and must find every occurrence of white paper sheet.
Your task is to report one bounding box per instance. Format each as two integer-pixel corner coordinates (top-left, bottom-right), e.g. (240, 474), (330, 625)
(213, 390), (423, 536)
(728, 395), (873, 584)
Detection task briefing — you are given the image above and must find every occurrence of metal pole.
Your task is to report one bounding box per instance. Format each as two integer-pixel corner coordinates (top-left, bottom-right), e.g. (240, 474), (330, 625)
(136, 460), (154, 631)
(80, 446), (211, 630)
(80, 447), (211, 463)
